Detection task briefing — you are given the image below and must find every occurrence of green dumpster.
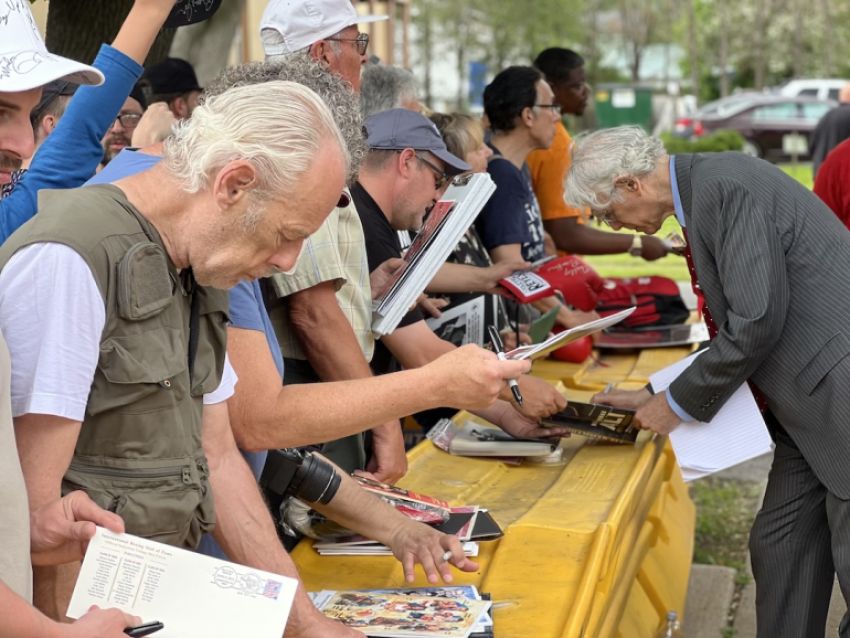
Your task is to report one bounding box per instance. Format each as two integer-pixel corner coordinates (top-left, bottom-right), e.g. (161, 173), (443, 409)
(594, 84), (653, 130)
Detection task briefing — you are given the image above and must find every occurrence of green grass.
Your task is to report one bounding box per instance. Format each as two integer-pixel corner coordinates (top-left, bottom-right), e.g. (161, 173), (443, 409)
(583, 162), (813, 280)
(690, 478), (763, 576)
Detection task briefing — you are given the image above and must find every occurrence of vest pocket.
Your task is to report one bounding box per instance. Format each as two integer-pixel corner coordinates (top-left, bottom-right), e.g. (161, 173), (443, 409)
(63, 457), (215, 549)
(96, 329), (186, 411)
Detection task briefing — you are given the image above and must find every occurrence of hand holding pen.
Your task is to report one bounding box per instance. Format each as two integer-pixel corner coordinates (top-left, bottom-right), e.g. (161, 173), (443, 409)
(488, 326), (524, 406)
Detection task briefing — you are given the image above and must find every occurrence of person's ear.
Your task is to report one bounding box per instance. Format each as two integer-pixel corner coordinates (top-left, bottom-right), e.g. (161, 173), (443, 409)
(520, 105), (535, 129)
(397, 148), (417, 179)
(309, 40), (335, 66)
(213, 160), (258, 210)
(615, 176), (640, 193)
(42, 114), (57, 136)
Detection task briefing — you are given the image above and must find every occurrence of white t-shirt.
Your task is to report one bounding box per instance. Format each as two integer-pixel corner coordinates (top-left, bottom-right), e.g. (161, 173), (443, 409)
(0, 243), (235, 421)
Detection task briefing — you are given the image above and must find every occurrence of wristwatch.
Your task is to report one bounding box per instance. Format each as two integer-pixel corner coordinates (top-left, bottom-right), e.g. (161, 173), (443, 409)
(629, 234), (643, 257)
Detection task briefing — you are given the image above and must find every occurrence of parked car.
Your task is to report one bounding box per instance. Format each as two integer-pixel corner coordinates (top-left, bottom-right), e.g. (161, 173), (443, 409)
(674, 94), (836, 161)
(673, 92), (763, 138)
(778, 78), (847, 102)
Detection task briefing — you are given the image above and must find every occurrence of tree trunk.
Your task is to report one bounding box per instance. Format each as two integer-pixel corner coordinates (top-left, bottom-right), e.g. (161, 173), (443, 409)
(45, 0), (175, 67)
(718, 0), (730, 96)
(169, 0), (245, 86)
(687, 0), (700, 100)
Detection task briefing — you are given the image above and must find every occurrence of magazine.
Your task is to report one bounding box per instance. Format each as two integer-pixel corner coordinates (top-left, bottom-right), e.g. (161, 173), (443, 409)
(312, 590), (491, 638)
(541, 401), (639, 444)
(427, 419), (558, 458)
(372, 173), (497, 336)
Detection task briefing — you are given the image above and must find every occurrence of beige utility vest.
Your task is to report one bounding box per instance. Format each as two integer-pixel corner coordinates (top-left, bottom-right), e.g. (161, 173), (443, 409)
(0, 185), (228, 549)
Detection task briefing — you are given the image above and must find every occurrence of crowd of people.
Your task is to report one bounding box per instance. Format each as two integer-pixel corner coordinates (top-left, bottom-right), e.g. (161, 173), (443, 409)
(3, 0), (850, 637)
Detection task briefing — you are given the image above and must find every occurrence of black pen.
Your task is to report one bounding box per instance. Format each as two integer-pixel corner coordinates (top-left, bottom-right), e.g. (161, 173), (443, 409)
(124, 621), (164, 637)
(488, 325), (524, 406)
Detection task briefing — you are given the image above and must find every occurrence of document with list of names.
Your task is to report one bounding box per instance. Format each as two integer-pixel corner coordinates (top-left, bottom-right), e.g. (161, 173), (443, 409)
(67, 528), (298, 638)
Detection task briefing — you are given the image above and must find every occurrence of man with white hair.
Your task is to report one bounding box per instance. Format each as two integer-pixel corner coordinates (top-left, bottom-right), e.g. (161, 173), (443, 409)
(0, 0), (161, 635)
(360, 64), (422, 118)
(567, 124), (850, 637)
(0, 82), (363, 636)
(259, 0), (411, 482)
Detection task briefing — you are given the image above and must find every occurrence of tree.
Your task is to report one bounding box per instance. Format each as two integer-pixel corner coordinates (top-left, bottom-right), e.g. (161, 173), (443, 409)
(42, 0), (175, 66)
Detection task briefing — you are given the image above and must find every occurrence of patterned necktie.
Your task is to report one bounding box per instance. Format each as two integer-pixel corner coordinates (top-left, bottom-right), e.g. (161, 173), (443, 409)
(681, 228), (767, 412)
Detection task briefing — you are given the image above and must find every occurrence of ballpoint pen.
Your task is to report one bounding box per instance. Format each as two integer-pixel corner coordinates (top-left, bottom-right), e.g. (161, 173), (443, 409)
(488, 325), (524, 406)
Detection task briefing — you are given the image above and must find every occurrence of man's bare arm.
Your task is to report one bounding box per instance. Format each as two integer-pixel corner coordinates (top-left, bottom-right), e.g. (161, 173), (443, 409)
(227, 327), (530, 451)
(201, 401), (364, 638)
(288, 281), (406, 481)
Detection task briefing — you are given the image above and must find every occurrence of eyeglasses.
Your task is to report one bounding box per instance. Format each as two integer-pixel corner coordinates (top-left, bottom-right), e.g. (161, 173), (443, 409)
(534, 103), (562, 115)
(114, 112), (142, 128)
(325, 32), (370, 56)
(415, 154), (450, 190)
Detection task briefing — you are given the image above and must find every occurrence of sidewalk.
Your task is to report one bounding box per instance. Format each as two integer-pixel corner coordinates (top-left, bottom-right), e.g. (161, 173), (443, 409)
(683, 452), (847, 637)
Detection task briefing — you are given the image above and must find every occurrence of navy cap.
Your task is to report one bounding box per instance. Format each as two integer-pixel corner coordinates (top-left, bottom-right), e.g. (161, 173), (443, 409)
(364, 109), (471, 175)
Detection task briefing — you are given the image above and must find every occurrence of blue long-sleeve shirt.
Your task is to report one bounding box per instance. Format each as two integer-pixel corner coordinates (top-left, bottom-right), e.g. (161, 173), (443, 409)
(0, 44), (143, 242)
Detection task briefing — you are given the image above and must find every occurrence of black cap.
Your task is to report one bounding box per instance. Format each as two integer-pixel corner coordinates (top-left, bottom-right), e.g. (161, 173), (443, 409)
(142, 58), (202, 96)
(164, 0), (223, 28)
(30, 80), (78, 126)
(129, 81), (148, 110)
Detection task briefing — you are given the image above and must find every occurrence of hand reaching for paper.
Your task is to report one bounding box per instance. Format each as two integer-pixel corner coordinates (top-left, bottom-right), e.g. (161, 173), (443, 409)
(423, 344), (531, 410)
(591, 387), (681, 435)
(30, 490), (126, 566)
(492, 401), (569, 440)
(63, 605), (141, 638)
(512, 375), (567, 419)
(385, 519), (478, 584)
(370, 257), (406, 300)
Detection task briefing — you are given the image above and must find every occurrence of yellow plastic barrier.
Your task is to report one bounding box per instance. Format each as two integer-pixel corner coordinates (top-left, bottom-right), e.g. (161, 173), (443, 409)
(292, 356), (696, 637)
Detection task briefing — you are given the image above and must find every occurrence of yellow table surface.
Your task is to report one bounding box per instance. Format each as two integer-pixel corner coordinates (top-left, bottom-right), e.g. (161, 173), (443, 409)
(293, 353), (696, 637)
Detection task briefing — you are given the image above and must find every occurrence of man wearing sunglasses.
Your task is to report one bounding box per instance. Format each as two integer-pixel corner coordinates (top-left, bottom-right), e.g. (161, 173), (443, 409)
(258, 0), (414, 484)
(351, 108), (568, 436)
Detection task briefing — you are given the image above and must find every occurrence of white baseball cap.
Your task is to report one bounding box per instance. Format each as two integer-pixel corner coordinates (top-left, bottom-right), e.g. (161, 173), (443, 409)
(260, 0), (389, 56)
(0, 0), (104, 92)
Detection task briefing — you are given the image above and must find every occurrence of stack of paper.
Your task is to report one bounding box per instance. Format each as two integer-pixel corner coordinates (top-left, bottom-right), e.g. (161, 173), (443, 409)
(649, 350), (774, 480)
(314, 538), (479, 557)
(372, 173), (497, 336)
(311, 588), (492, 638)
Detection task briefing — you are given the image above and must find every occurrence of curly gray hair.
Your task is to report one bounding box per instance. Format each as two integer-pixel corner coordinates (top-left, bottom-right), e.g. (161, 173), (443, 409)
(204, 58), (366, 183)
(565, 125), (665, 211)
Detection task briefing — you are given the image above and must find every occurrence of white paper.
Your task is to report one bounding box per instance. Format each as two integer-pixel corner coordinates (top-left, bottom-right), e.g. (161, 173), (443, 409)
(67, 528), (298, 638)
(650, 350), (774, 480)
(506, 307), (636, 361)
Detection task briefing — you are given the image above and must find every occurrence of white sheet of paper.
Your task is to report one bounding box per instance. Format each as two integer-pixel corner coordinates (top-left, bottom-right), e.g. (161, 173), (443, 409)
(649, 350), (774, 480)
(67, 528), (298, 638)
(506, 307), (636, 361)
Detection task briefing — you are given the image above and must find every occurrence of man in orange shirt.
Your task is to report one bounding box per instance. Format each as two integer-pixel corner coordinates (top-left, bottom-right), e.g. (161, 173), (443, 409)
(527, 48), (669, 261)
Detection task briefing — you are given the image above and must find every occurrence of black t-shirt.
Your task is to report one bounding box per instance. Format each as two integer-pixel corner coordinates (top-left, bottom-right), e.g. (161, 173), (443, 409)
(351, 181), (424, 375)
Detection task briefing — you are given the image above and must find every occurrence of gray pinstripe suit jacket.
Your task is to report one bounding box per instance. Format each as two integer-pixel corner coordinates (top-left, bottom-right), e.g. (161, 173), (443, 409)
(668, 153), (850, 498)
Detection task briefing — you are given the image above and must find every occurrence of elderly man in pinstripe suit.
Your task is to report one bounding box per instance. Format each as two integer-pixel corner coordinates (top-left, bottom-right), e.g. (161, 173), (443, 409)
(565, 125), (850, 637)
